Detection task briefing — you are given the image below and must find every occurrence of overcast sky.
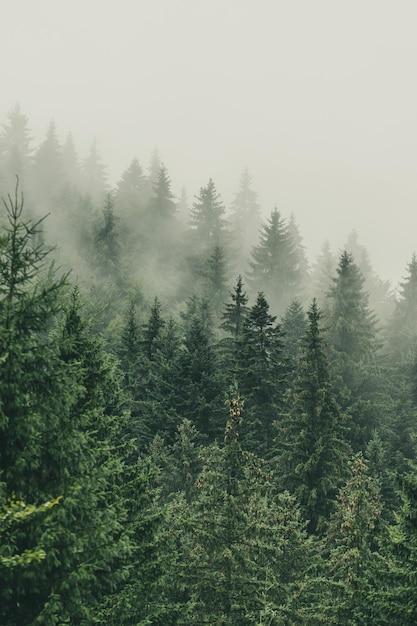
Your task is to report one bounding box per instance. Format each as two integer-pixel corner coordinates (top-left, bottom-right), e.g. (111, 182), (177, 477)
(1, 0), (417, 287)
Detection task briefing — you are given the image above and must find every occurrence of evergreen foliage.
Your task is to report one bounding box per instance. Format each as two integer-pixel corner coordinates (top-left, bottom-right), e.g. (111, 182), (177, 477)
(327, 251), (383, 451)
(276, 300), (350, 533)
(247, 207), (302, 315)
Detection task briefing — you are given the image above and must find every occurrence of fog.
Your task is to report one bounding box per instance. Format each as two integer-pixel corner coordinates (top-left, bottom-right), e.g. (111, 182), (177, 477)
(2, 0), (417, 287)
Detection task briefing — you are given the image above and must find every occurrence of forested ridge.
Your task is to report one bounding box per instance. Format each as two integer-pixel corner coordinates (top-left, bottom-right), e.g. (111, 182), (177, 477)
(1, 105), (417, 625)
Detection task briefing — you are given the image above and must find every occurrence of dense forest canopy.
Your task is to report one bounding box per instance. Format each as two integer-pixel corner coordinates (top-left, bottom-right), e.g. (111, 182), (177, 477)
(1, 106), (417, 624)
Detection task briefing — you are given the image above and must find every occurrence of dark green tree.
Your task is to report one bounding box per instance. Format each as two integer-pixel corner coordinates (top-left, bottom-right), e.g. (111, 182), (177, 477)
(345, 230), (394, 325)
(92, 192), (121, 278)
(386, 253), (417, 367)
(321, 454), (389, 625)
(204, 243), (230, 317)
(380, 469), (417, 625)
(327, 251), (383, 451)
(237, 292), (287, 456)
(0, 188), (130, 624)
(175, 300), (226, 439)
(280, 298), (307, 380)
(220, 274), (249, 341)
(276, 300), (350, 533)
(173, 397), (311, 625)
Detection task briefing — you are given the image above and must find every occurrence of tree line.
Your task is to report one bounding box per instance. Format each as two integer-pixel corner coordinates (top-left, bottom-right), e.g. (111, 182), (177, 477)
(1, 105), (417, 624)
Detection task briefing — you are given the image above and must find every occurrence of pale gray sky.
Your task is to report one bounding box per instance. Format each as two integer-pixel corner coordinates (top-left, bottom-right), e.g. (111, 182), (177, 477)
(2, 0), (417, 287)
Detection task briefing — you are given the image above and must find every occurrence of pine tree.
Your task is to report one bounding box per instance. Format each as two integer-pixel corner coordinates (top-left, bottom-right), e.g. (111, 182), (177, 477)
(327, 251), (382, 451)
(82, 139), (108, 201)
(174, 397), (311, 625)
(220, 274), (249, 341)
(345, 230), (394, 325)
(247, 207), (302, 316)
(229, 168), (261, 269)
(276, 300), (350, 533)
(381, 469), (417, 625)
(147, 165), (176, 220)
(0, 188), (130, 624)
(280, 298), (307, 380)
(116, 156), (146, 215)
(310, 240), (338, 308)
(322, 454), (389, 625)
(92, 192), (121, 278)
(204, 243), (229, 317)
(142, 297), (165, 360)
(287, 212), (310, 294)
(237, 292), (287, 456)
(31, 120), (63, 202)
(175, 298), (226, 439)
(386, 253), (417, 367)
(189, 178), (228, 252)
(0, 104), (33, 191)
(61, 131), (81, 188)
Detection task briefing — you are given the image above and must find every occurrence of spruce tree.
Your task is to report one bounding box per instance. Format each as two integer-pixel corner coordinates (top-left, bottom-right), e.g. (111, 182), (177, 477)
(229, 168), (261, 269)
(116, 157), (146, 217)
(189, 178), (228, 253)
(147, 165), (176, 220)
(327, 251), (382, 451)
(0, 104), (33, 191)
(31, 120), (63, 203)
(247, 208), (302, 316)
(322, 454), (389, 625)
(82, 139), (108, 201)
(386, 253), (417, 367)
(237, 292), (287, 456)
(276, 300), (350, 533)
(0, 188), (130, 624)
(92, 192), (121, 279)
(174, 397), (311, 625)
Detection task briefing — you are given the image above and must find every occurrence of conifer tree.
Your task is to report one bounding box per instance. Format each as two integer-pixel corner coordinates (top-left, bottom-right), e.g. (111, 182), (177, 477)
(0, 188), (130, 624)
(174, 397), (311, 625)
(381, 469), (417, 625)
(220, 274), (249, 341)
(237, 292), (287, 455)
(82, 139), (108, 201)
(247, 208), (302, 316)
(176, 304), (226, 439)
(327, 251), (382, 451)
(0, 104), (33, 191)
(116, 156), (146, 216)
(345, 230), (394, 324)
(386, 253), (417, 367)
(310, 240), (338, 308)
(322, 454), (388, 624)
(31, 120), (63, 202)
(204, 243), (229, 317)
(147, 165), (176, 220)
(229, 168), (261, 269)
(61, 131), (82, 189)
(280, 298), (307, 380)
(92, 192), (121, 278)
(189, 178), (228, 252)
(276, 300), (350, 533)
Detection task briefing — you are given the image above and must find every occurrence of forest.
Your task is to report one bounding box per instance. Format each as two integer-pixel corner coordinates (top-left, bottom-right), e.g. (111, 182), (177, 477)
(1, 104), (417, 625)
